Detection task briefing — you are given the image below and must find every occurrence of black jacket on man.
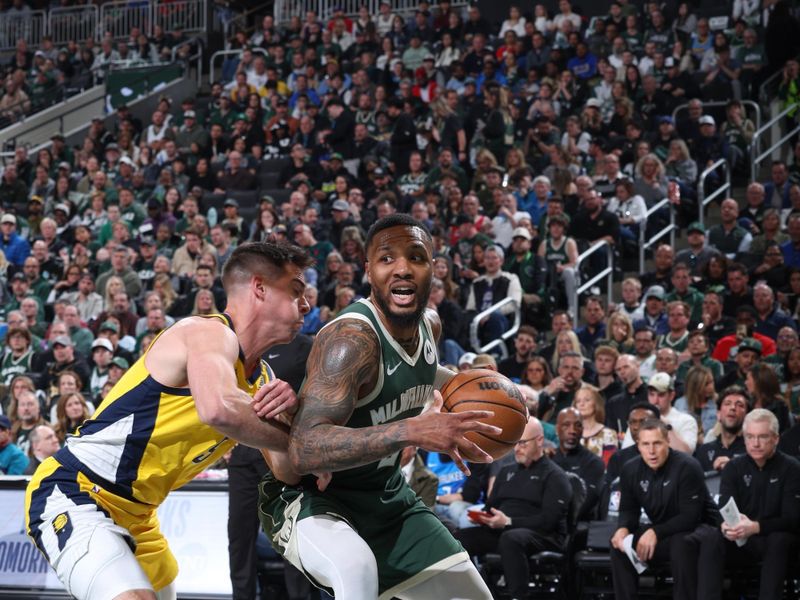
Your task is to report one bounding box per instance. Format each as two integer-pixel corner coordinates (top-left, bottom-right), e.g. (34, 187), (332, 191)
(553, 445), (605, 519)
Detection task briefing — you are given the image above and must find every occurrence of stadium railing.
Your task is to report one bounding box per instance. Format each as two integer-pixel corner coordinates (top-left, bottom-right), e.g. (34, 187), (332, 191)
(697, 158), (731, 228)
(0, 11), (47, 52)
(749, 102), (800, 183)
(48, 4), (100, 47)
(273, 0), (470, 26)
(573, 241), (613, 323)
(209, 47), (269, 84)
(671, 100), (762, 135)
(468, 296), (520, 359)
(0, 0), (207, 52)
(639, 197), (676, 274)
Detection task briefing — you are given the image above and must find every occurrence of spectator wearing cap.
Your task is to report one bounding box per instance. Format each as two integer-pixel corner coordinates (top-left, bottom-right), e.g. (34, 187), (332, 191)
(504, 226), (546, 315)
(328, 199), (358, 249)
(647, 371), (697, 453)
(95, 319), (135, 366)
(674, 221), (719, 277)
(651, 116), (678, 163)
(0, 415), (28, 475)
(634, 286), (669, 336)
(174, 110), (210, 155)
(89, 337), (114, 398)
(718, 337), (764, 392)
(42, 335), (91, 398)
(107, 356), (130, 387)
(692, 114), (730, 173)
(7, 271), (35, 314)
(450, 213), (493, 277)
(708, 199), (752, 261)
(0, 213), (30, 266)
(464, 245), (522, 346)
(323, 97), (355, 157)
(457, 352), (477, 370)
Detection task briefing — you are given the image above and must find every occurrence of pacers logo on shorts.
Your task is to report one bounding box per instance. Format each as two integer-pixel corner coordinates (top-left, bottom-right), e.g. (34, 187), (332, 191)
(53, 512), (73, 551)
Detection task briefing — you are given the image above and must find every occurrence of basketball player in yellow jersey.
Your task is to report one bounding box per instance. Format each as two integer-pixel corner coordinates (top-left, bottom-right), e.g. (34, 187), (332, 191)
(25, 242), (313, 600)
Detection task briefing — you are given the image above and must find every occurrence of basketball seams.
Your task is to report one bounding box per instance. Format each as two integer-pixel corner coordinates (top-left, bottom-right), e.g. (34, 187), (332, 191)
(445, 398), (528, 419)
(440, 373), (501, 398)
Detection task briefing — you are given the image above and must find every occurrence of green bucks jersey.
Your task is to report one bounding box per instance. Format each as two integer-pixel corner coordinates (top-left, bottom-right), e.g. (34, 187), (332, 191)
(322, 298), (439, 491)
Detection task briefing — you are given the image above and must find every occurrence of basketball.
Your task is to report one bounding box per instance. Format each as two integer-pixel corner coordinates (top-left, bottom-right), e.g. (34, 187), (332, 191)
(440, 369), (529, 461)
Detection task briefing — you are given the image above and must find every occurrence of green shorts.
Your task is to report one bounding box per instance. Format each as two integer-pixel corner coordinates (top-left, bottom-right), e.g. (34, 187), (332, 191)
(258, 472), (467, 596)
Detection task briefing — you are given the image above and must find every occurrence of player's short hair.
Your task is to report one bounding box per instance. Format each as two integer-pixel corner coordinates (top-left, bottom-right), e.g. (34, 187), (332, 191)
(639, 418), (669, 439)
(365, 214), (432, 253)
(628, 401), (660, 419)
(222, 242), (313, 289)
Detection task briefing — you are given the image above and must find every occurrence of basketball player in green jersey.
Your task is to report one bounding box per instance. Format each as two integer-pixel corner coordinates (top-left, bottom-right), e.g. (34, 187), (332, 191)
(258, 214), (497, 599)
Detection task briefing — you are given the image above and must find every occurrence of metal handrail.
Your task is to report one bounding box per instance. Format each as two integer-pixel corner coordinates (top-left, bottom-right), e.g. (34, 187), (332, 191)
(468, 296), (520, 359)
(209, 47), (269, 84)
(171, 37), (204, 88)
(697, 158), (731, 227)
(639, 197), (676, 273)
(749, 102), (800, 182)
(573, 241), (613, 325)
(758, 68), (785, 106)
(671, 100), (761, 134)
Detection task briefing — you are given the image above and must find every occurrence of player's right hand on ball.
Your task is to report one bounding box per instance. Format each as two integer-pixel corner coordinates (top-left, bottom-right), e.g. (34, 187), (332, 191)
(409, 390), (501, 476)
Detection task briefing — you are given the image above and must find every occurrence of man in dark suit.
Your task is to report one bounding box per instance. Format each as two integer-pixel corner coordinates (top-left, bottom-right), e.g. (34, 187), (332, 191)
(227, 334), (313, 600)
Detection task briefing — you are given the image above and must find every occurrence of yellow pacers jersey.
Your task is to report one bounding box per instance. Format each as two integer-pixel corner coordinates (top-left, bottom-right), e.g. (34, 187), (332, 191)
(59, 313), (272, 506)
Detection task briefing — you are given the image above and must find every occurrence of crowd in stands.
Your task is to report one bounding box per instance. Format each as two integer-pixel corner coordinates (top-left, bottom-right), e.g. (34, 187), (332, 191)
(0, 0), (197, 127)
(2, 0), (800, 597)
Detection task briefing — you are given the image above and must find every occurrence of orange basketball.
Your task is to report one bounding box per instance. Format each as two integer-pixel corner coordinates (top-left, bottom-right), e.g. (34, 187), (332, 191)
(440, 369), (529, 461)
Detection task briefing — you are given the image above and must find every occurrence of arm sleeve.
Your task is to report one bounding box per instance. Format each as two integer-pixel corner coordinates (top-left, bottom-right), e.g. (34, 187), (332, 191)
(759, 460), (800, 535)
(651, 460), (706, 539)
(618, 464), (642, 532)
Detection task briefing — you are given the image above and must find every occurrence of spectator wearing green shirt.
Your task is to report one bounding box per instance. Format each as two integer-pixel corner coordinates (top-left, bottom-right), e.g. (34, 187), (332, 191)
(675, 330), (725, 384)
(665, 263), (704, 324)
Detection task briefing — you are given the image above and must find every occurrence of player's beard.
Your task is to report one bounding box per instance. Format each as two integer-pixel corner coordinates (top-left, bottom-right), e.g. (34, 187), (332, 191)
(372, 278), (432, 330)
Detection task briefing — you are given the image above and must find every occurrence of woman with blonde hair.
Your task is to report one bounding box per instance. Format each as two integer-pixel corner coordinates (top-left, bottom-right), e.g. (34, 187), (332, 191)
(604, 311), (635, 354)
(330, 286), (356, 319)
(551, 330), (583, 374)
(191, 288), (219, 316)
(573, 384), (618, 464)
(102, 275), (126, 311)
(674, 365), (717, 437)
(152, 272), (177, 314)
(471, 148), (499, 191)
(54, 392), (91, 443)
(633, 153), (668, 207)
(432, 255), (460, 303)
(503, 147), (529, 180)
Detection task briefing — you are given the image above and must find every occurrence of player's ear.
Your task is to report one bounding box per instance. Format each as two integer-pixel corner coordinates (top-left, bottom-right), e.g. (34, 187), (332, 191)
(252, 274), (267, 301)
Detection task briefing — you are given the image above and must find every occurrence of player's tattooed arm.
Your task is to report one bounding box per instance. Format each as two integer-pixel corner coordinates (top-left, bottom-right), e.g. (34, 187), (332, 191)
(288, 318), (410, 474)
